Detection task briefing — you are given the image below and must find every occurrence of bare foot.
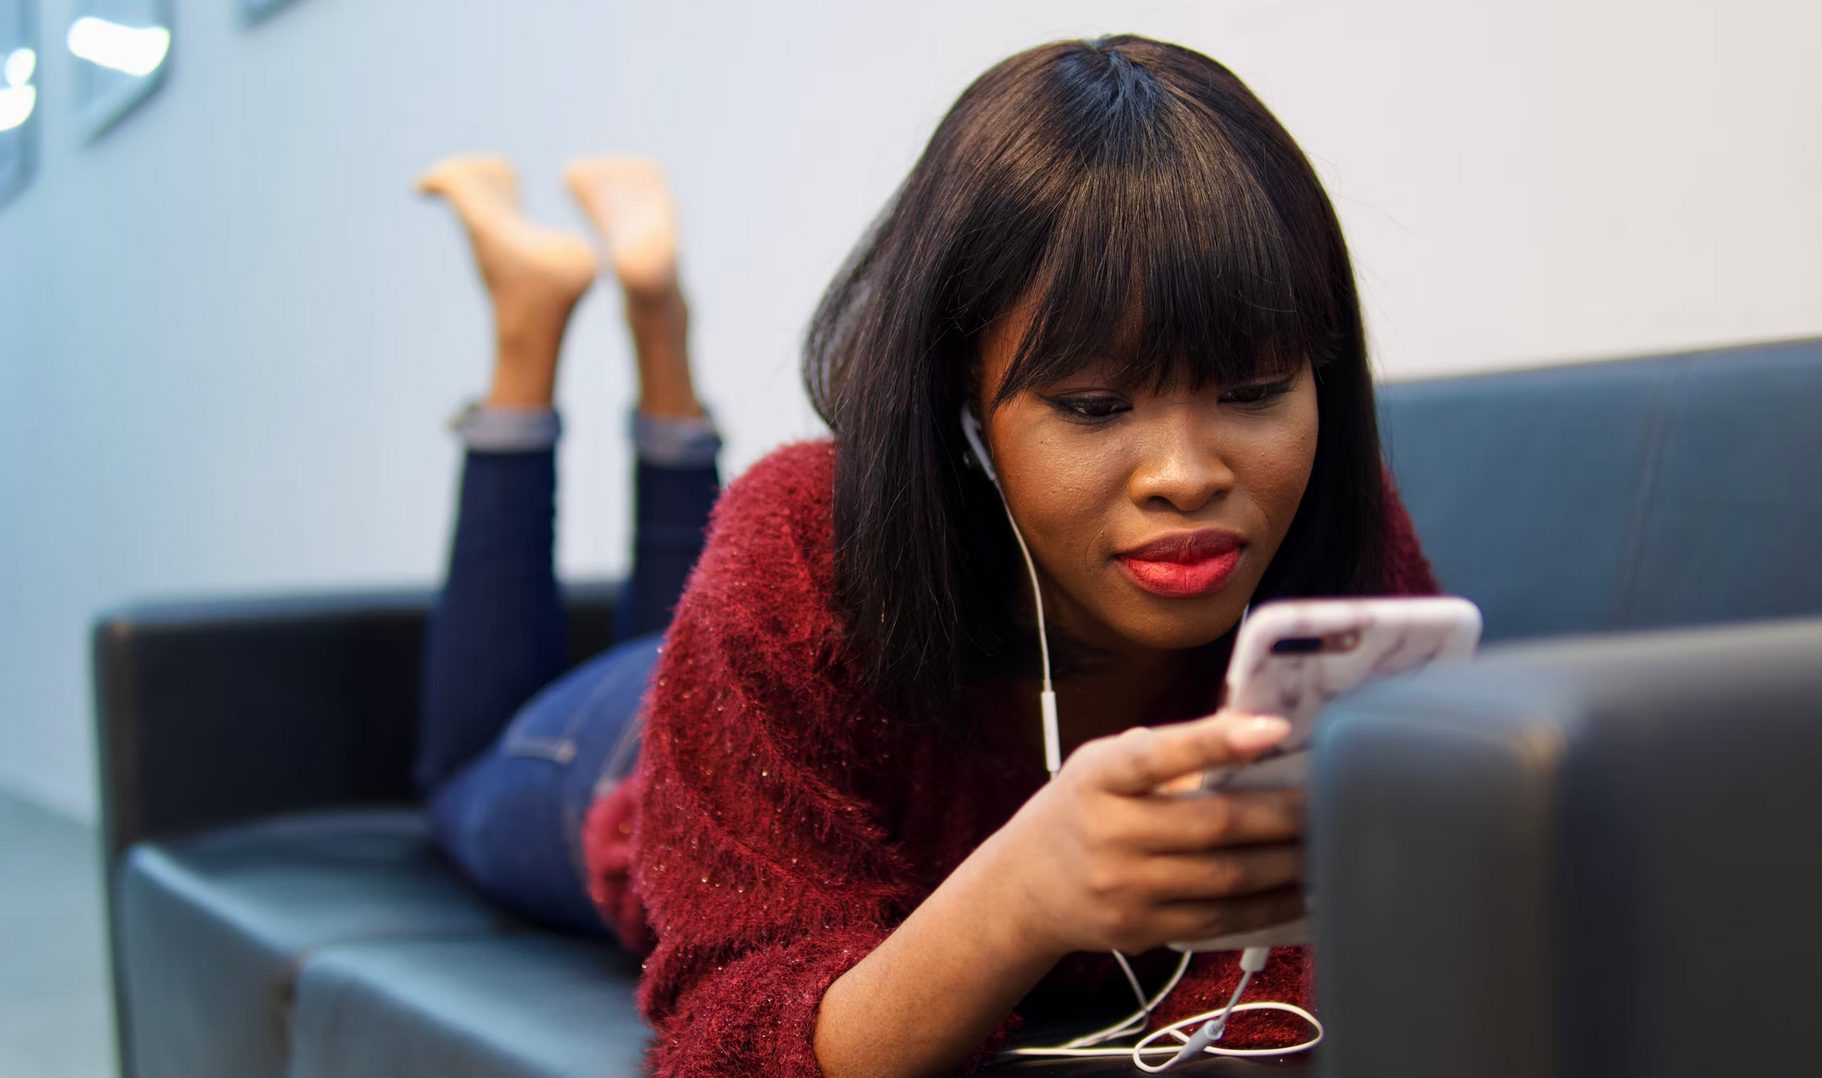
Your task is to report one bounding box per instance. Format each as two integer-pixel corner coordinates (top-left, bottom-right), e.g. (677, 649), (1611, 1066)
(418, 155), (598, 408)
(563, 156), (682, 305)
(417, 155), (598, 319)
(564, 156), (703, 419)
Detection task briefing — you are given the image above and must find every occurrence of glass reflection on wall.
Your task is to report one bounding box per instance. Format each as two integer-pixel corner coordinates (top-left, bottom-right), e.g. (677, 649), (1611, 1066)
(0, 0), (36, 208)
(69, 0), (173, 140)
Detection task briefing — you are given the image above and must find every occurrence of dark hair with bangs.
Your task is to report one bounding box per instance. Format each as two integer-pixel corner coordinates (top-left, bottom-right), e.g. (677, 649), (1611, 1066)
(804, 34), (1389, 721)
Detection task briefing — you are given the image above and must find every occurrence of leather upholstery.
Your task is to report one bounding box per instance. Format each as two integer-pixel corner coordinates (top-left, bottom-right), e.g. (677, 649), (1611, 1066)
(290, 934), (645, 1078)
(1312, 616), (1822, 1078)
(117, 810), (517, 1078)
(92, 583), (621, 864)
(95, 587), (617, 1078)
(1622, 340), (1822, 628)
(1378, 338), (1822, 641)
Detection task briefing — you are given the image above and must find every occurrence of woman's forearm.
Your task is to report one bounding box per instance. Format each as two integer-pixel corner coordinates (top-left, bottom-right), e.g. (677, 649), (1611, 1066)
(813, 831), (1060, 1078)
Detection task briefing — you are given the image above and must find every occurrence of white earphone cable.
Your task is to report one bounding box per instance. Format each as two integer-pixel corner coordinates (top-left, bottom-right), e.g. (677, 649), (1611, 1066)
(986, 470), (1062, 778)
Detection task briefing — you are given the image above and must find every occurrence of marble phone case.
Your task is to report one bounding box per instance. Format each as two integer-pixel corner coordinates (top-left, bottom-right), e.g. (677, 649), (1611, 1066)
(1169, 596), (1482, 954)
(1205, 596), (1483, 793)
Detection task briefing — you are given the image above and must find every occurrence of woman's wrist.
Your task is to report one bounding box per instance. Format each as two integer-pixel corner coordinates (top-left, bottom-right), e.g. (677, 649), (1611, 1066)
(953, 825), (1071, 972)
(813, 830), (1061, 1077)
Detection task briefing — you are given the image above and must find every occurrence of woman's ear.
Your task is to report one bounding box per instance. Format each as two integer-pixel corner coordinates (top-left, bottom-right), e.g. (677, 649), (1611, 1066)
(959, 404), (999, 483)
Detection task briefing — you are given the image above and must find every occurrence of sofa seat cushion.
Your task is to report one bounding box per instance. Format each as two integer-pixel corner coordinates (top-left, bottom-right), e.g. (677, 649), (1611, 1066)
(290, 934), (646, 1078)
(118, 808), (523, 1078)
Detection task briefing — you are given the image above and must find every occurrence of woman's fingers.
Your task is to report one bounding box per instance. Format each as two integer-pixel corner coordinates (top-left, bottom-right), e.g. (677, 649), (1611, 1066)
(1139, 844), (1304, 902)
(1126, 787), (1305, 852)
(1091, 712), (1290, 796)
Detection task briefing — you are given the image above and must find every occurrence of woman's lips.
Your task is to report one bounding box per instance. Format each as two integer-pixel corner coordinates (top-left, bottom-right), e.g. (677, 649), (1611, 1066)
(1117, 547), (1244, 598)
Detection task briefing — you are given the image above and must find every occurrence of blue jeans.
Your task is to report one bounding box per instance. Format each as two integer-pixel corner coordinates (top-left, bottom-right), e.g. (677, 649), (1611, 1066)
(416, 448), (718, 937)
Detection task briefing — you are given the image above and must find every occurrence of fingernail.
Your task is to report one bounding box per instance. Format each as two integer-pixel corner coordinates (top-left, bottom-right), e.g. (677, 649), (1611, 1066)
(1225, 715), (1291, 752)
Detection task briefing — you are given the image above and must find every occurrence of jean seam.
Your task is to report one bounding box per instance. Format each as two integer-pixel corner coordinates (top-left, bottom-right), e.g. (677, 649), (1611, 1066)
(498, 736), (575, 763)
(491, 666), (634, 923)
(500, 659), (623, 762)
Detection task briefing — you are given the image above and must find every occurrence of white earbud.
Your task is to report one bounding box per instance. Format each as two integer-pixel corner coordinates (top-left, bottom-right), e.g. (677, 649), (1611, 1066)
(959, 404), (1000, 483)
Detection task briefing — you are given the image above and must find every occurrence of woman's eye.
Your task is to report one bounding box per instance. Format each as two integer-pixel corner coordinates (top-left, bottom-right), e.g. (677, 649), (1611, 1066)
(1049, 395), (1130, 421)
(1221, 380), (1293, 407)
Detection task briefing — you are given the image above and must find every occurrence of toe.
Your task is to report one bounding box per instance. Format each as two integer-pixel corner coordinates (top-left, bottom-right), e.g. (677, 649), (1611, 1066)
(418, 155), (517, 207)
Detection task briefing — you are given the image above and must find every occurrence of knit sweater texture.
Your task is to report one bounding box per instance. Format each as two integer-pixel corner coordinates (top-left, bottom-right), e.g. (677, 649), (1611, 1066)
(582, 439), (1441, 1075)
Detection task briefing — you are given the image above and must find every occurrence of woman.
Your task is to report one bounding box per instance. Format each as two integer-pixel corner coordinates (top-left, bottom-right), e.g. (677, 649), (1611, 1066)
(420, 34), (1440, 1077)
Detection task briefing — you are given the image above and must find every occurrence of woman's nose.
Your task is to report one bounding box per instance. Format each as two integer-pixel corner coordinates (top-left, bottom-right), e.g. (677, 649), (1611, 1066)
(1125, 415), (1235, 513)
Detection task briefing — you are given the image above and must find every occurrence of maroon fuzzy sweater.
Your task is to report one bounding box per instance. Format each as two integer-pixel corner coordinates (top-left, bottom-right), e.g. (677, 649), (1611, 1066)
(582, 440), (1440, 1076)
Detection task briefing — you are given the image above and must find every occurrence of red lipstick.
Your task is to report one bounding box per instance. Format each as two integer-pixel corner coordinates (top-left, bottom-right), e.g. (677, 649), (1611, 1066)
(1116, 529), (1246, 598)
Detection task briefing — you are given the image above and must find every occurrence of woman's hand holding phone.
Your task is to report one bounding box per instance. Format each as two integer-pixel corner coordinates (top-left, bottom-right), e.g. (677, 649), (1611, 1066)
(984, 710), (1308, 962)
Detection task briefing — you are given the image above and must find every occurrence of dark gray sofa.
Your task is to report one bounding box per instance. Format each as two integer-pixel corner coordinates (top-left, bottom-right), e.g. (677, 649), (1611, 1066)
(93, 338), (1822, 1077)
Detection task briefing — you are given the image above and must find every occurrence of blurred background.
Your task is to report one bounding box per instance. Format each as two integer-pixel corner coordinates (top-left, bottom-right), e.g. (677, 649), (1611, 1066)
(0, 0), (1817, 1073)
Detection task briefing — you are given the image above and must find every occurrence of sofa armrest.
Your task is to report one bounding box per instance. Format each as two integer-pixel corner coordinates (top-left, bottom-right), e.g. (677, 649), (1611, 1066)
(1311, 616), (1822, 1078)
(91, 581), (621, 864)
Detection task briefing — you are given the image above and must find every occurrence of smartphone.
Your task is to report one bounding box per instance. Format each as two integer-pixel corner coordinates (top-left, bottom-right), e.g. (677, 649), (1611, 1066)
(1168, 595), (1483, 953)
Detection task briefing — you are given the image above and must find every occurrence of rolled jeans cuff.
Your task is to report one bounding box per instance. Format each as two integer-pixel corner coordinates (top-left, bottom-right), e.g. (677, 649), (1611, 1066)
(631, 408), (721, 468)
(449, 401), (562, 452)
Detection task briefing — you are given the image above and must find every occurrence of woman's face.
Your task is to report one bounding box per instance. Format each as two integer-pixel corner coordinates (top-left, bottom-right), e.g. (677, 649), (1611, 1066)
(975, 301), (1319, 658)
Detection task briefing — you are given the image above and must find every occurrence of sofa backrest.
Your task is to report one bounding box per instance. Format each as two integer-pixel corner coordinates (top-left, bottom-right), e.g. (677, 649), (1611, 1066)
(1378, 337), (1822, 644)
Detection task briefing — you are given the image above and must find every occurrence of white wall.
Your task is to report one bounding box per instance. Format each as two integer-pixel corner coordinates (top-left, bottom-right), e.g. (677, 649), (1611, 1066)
(2, 0), (1817, 821)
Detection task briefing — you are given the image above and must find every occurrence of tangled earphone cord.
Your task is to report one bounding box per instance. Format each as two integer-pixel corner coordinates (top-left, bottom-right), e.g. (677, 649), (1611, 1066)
(1002, 947), (1323, 1070)
(1057, 950), (1192, 1050)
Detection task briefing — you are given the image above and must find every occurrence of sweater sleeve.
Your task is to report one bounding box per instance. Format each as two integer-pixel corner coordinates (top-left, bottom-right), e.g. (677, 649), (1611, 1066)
(628, 443), (1011, 1076)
